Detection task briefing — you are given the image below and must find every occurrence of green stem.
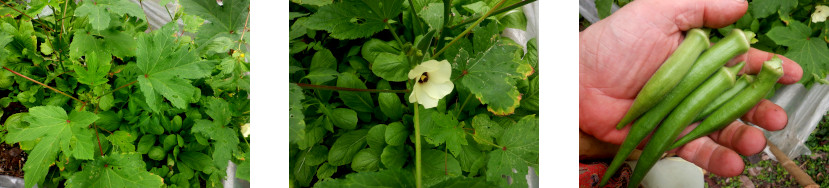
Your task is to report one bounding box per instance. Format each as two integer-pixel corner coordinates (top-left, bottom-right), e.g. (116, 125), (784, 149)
(455, 94), (472, 118)
(296, 83), (409, 93)
(386, 22), (405, 48)
(432, 0), (508, 59)
(414, 104), (423, 188)
(448, 0), (536, 29)
(237, 6), (250, 51)
(2, 66), (86, 109)
(97, 80), (138, 99)
(0, 0), (56, 32)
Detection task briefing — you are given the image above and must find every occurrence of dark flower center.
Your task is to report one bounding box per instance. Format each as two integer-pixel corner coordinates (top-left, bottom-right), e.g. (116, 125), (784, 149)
(418, 72), (429, 83)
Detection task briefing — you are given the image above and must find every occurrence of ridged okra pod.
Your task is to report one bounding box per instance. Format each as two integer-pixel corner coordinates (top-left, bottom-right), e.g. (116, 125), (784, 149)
(616, 29), (710, 129)
(694, 74), (756, 122)
(600, 29), (751, 186)
(671, 57), (784, 149)
(627, 63), (744, 188)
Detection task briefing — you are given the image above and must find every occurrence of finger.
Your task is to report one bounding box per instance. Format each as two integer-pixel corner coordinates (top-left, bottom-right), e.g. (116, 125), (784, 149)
(740, 99), (788, 131)
(727, 48), (803, 84)
(708, 121), (767, 156)
(629, 0), (748, 30)
(676, 136), (745, 177)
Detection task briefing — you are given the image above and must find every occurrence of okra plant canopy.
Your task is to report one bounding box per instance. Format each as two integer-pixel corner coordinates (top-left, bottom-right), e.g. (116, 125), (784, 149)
(0, 0), (250, 187)
(290, 0), (539, 187)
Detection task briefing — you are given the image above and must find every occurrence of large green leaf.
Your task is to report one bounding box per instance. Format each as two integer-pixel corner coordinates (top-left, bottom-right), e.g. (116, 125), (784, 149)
(5, 106), (99, 188)
(74, 0), (146, 30)
(384, 122), (408, 146)
(366, 124), (387, 149)
(351, 148), (381, 172)
(377, 80), (403, 120)
(66, 153), (164, 188)
(181, 0), (249, 52)
(74, 51), (111, 86)
(486, 115), (539, 187)
(380, 145), (407, 169)
(420, 110), (467, 157)
(371, 52), (409, 82)
(422, 149), (462, 187)
(766, 21), (829, 85)
(458, 41), (531, 115)
(304, 0), (403, 39)
(314, 168), (415, 188)
(191, 119), (240, 172)
(419, 3), (444, 31)
(290, 83), (307, 145)
(0, 33), (12, 64)
(136, 23), (212, 112)
(749, 0), (797, 19)
(328, 129), (368, 166)
(336, 72), (374, 112)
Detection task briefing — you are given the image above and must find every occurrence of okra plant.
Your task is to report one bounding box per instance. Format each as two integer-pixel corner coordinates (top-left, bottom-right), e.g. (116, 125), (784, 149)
(0, 0), (250, 187)
(289, 0), (539, 187)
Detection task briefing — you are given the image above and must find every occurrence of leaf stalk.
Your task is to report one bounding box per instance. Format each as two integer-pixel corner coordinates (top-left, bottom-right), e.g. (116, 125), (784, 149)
(295, 83), (409, 93)
(432, 0), (509, 59)
(414, 104), (423, 188)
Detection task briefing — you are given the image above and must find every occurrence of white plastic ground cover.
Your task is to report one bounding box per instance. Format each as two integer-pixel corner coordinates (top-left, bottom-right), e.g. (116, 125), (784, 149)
(580, 1), (829, 160)
(13, 1), (250, 187)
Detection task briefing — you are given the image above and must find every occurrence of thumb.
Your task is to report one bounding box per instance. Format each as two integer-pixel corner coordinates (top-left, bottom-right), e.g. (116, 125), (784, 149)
(619, 0), (748, 31)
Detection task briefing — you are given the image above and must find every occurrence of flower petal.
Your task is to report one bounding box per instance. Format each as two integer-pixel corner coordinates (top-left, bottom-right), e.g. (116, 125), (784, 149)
(421, 81), (454, 99)
(409, 83), (420, 103)
(419, 93), (439, 109)
(429, 60), (452, 83)
(409, 60), (439, 79)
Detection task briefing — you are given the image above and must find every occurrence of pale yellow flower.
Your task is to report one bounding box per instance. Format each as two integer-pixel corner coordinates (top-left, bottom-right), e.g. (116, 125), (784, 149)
(241, 123), (250, 137)
(408, 60), (454, 109)
(813, 5), (829, 23)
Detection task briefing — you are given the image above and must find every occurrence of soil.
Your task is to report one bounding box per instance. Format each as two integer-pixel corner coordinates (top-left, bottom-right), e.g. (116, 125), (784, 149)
(0, 143), (25, 178)
(0, 101), (29, 178)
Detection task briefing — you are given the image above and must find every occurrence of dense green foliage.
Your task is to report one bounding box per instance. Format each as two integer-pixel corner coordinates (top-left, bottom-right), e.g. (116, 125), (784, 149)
(289, 0), (538, 187)
(0, 0), (250, 187)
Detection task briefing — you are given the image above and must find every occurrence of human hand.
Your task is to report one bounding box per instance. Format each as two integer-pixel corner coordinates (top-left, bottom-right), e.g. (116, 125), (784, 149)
(579, 0), (804, 177)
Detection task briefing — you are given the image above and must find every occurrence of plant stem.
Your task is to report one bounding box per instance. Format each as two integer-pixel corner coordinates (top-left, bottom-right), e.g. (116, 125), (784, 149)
(456, 94), (471, 118)
(237, 6), (250, 51)
(448, 0), (536, 29)
(295, 83), (409, 93)
(2, 66), (85, 106)
(98, 80), (138, 99)
(414, 104), (423, 188)
(432, 0), (508, 59)
(386, 22), (405, 47)
(0, 0), (56, 32)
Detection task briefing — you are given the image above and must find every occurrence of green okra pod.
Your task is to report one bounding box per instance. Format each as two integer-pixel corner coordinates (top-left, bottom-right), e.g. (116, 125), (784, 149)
(600, 29), (751, 187)
(671, 57), (784, 149)
(694, 74), (756, 122)
(616, 29), (710, 129)
(626, 63), (744, 188)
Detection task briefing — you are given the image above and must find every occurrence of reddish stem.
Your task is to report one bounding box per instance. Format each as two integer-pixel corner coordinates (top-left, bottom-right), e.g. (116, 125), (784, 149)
(0, 0), (56, 32)
(2, 66), (86, 110)
(296, 83), (409, 93)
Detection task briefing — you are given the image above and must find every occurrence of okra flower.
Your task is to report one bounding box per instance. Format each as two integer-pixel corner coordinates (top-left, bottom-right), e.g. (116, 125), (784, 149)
(408, 60), (454, 109)
(241, 123), (250, 137)
(813, 5), (829, 23)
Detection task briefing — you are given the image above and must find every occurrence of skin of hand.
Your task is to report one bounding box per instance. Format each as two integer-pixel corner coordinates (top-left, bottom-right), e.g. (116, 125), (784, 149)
(579, 0), (804, 177)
